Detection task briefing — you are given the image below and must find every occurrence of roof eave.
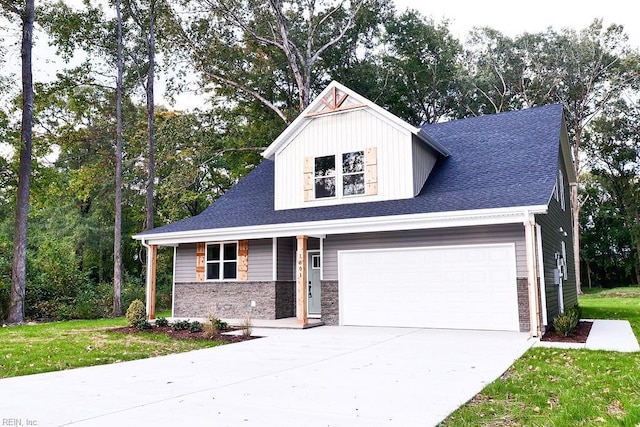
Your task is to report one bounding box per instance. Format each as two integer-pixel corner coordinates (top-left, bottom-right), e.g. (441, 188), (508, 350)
(134, 205), (548, 246)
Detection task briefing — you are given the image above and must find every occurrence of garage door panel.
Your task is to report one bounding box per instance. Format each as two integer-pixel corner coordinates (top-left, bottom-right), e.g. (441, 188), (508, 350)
(338, 244), (519, 331)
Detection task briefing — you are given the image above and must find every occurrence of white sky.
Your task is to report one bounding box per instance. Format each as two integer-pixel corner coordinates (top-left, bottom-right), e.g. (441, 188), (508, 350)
(393, 0), (640, 45)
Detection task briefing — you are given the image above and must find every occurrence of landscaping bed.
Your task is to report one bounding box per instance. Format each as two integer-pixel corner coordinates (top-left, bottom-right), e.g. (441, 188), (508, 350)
(111, 325), (258, 344)
(540, 320), (593, 343)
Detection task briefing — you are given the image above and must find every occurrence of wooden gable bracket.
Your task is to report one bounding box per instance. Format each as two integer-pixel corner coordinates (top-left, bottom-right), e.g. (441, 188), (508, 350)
(306, 86), (365, 117)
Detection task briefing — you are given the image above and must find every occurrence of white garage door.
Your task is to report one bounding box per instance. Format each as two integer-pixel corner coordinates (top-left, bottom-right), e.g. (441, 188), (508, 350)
(338, 244), (520, 331)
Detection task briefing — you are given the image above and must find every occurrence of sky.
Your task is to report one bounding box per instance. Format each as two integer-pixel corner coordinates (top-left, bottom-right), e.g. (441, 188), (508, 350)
(393, 0), (640, 45)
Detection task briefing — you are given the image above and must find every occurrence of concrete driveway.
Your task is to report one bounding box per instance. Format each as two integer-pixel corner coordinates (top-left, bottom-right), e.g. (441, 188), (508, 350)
(0, 326), (533, 426)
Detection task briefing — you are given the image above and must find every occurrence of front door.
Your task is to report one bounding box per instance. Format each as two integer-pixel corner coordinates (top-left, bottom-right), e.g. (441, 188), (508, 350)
(307, 252), (321, 318)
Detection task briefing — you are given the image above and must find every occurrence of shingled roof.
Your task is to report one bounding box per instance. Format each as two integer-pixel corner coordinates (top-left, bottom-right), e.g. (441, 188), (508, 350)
(138, 103), (564, 236)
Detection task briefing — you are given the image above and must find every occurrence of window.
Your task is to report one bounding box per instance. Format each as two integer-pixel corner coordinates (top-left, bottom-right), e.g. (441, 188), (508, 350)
(342, 151), (365, 196)
(314, 155), (336, 198)
(558, 170), (565, 210)
(206, 242), (237, 280)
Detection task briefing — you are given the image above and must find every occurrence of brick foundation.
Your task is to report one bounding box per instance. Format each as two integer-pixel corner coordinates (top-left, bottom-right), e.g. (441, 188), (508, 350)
(321, 280), (339, 325)
(173, 281), (295, 319)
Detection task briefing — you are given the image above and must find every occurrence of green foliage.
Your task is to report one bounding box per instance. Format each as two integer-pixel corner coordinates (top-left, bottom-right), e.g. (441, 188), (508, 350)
(135, 319), (152, 330)
(215, 318), (228, 331)
(125, 299), (146, 327)
(155, 317), (169, 327)
(189, 321), (203, 333)
(552, 304), (581, 337)
(171, 320), (190, 331)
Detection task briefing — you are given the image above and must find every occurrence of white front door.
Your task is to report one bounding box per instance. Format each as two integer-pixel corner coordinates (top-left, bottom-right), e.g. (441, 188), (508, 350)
(307, 252), (321, 317)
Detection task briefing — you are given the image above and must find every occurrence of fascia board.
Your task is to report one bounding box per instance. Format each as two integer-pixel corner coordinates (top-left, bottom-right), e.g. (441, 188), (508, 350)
(134, 205), (548, 246)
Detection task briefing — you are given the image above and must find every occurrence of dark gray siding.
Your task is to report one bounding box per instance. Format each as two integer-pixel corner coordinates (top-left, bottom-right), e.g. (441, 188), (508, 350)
(174, 243), (196, 283)
(322, 224), (527, 281)
(248, 238), (273, 281)
(537, 146), (577, 324)
(277, 237), (295, 281)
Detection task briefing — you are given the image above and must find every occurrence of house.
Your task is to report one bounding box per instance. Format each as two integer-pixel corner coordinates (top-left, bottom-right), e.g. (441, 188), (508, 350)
(133, 81), (578, 336)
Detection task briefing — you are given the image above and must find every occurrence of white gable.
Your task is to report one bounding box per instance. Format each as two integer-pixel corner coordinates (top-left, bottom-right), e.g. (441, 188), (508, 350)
(269, 82), (445, 211)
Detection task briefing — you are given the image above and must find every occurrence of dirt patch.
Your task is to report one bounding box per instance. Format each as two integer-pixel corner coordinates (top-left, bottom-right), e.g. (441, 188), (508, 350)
(110, 325), (259, 344)
(540, 321), (593, 343)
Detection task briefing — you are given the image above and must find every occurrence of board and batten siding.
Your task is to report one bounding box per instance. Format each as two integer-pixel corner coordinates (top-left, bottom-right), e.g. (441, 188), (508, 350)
(248, 239), (273, 281)
(412, 137), (438, 196)
(323, 224), (527, 281)
(175, 243), (197, 283)
(274, 108), (422, 210)
(537, 147), (577, 323)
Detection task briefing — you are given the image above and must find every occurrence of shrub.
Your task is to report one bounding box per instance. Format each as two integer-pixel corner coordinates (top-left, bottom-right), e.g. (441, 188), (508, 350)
(125, 299), (146, 327)
(241, 316), (252, 337)
(553, 314), (577, 336)
(189, 321), (203, 333)
(135, 319), (152, 330)
(172, 320), (191, 331)
(155, 317), (169, 327)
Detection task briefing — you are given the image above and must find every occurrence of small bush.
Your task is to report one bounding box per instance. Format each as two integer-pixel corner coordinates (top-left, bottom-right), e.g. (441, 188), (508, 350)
(155, 317), (169, 327)
(135, 320), (152, 330)
(125, 299), (146, 327)
(241, 316), (252, 337)
(189, 321), (203, 333)
(172, 320), (191, 331)
(553, 304), (581, 337)
(216, 319), (228, 330)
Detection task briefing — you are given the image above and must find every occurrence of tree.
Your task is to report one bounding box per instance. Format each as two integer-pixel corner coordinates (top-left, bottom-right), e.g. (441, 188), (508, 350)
(463, 21), (640, 293)
(1, 0), (35, 324)
(113, 0), (125, 316)
(167, 0), (383, 123)
(584, 99), (640, 285)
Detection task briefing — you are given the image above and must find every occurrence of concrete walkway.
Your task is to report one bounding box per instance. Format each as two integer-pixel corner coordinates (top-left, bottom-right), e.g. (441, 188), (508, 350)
(0, 327), (533, 427)
(534, 319), (640, 352)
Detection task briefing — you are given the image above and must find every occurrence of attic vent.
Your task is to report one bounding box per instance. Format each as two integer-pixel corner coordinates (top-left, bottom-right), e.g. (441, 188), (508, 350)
(306, 86), (365, 117)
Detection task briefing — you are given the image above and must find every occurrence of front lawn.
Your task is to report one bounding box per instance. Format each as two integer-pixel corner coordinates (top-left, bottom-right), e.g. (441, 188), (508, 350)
(0, 317), (225, 379)
(441, 287), (640, 426)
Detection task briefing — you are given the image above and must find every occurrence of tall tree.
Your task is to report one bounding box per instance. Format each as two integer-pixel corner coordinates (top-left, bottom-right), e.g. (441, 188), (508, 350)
(113, 0), (124, 316)
(464, 21), (640, 293)
(1, 0), (35, 324)
(585, 99), (640, 285)
(124, 0), (161, 230)
(168, 0), (382, 123)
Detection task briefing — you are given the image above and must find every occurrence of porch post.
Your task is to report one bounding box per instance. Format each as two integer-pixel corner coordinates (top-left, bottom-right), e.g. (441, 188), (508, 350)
(524, 213), (541, 337)
(146, 244), (157, 320)
(296, 235), (308, 326)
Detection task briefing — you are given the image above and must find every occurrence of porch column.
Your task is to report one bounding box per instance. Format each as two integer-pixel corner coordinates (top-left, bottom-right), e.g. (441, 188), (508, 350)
(524, 213), (541, 337)
(145, 244), (157, 320)
(296, 235), (308, 326)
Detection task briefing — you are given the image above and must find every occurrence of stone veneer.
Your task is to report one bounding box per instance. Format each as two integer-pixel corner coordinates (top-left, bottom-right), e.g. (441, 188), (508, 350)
(174, 281), (295, 319)
(516, 277), (530, 333)
(320, 280), (339, 325)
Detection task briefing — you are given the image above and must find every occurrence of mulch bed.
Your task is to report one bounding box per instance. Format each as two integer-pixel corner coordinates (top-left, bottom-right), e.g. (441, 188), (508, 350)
(111, 325), (259, 344)
(540, 321), (593, 343)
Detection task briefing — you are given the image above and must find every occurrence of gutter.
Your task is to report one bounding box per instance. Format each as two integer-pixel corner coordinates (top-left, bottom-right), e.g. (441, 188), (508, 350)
(133, 205), (549, 246)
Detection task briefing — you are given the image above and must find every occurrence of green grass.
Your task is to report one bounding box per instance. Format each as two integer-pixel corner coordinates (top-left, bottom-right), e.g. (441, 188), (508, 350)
(441, 287), (640, 426)
(0, 317), (224, 379)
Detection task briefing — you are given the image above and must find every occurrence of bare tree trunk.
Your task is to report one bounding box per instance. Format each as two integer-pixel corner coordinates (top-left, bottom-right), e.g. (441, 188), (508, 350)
(571, 130), (583, 295)
(113, 0), (124, 317)
(145, 0), (155, 231)
(8, 0), (35, 324)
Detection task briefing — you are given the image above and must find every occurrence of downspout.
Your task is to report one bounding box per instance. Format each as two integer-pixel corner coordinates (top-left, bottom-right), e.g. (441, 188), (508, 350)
(140, 238), (153, 318)
(524, 211), (542, 337)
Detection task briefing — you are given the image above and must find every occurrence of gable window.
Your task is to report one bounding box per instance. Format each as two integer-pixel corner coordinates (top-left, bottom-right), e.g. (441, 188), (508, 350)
(206, 242), (237, 280)
(342, 151), (365, 196)
(558, 169), (565, 210)
(314, 155), (336, 198)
